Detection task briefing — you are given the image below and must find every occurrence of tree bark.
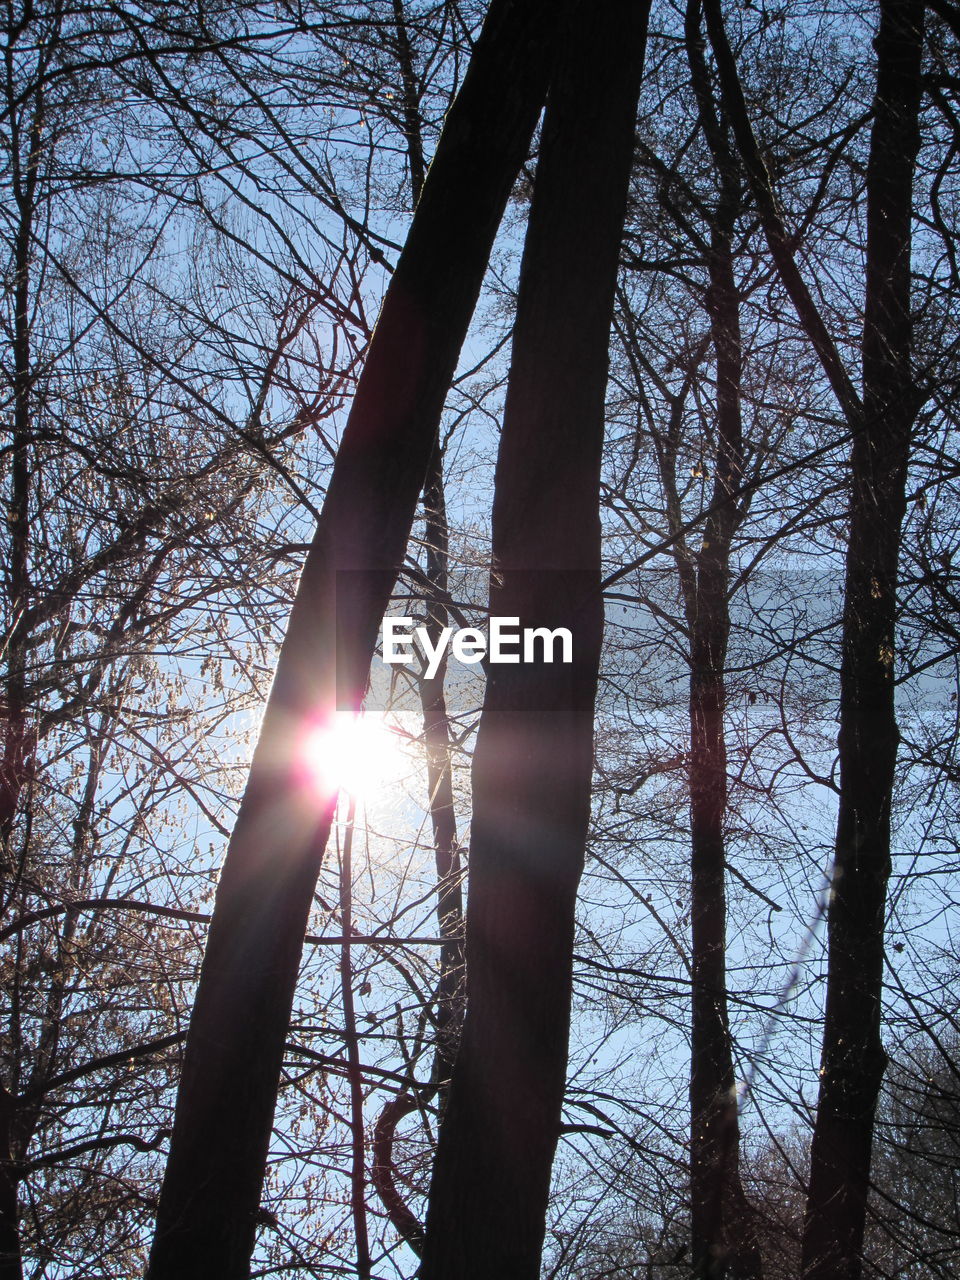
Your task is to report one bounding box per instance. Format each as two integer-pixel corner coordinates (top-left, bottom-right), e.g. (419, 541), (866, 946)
(146, 4), (570, 1276)
(801, 2), (924, 1277)
(418, 2), (650, 1276)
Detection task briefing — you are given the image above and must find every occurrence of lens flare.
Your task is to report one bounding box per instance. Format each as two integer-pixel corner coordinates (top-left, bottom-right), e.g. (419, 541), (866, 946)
(300, 712), (407, 799)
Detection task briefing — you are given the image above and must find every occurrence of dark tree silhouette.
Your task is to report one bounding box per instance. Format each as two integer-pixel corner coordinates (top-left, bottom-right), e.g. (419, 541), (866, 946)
(700, 0), (925, 1273)
(682, 4), (763, 1274)
(418, 0), (651, 1275)
(802, 1), (925, 1275)
(146, 1), (573, 1276)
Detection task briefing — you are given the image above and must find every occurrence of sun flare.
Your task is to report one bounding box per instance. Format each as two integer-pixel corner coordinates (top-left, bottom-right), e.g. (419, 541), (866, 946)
(300, 711), (409, 799)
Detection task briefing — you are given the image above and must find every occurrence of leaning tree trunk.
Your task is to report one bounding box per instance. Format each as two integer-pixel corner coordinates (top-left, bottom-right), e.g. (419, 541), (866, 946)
(801, 2), (924, 1277)
(146, 3), (573, 1276)
(418, 3), (650, 1276)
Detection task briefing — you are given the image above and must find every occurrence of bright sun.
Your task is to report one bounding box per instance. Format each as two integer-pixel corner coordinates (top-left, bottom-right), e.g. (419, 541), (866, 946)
(300, 711), (409, 799)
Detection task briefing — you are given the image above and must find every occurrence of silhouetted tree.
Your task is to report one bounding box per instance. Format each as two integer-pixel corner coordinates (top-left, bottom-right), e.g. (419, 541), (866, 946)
(419, 0), (650, 1274)
(147, 1), (575, 1275)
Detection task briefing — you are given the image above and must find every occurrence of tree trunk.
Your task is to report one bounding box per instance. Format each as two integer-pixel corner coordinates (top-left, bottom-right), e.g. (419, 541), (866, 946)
(392, 5), (466, 1097)
(367, 23), (464, 1248)
(801, 2), (924, 1278)
(699, 1), (923, 1271)
(686, 269), (761, 1280)
(146, 3), (570, 1276)
(684, 7), (762, 1276)
(1, 88), (41, 1280)
(418, 2), (650, 1276)
(0, 1086), (22, 1280)
(419, 440), (466, 1093)
(2, 99), (42, 893)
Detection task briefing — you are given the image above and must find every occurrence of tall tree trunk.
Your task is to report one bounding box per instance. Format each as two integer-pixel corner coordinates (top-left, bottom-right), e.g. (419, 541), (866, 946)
(392, 0), (465, 1097)
(337, 803), (371, 1280)
(699, 2), (923, 1272)
(684, 8), (762, 1276)
(686, 270), (761, 1280)
(370, 443), (466, 1256)
(367, 19), (464, 1248)
(801, 2), (924, 1277)
(418, 2), (650, 1275)
(2, 98), (43, 894)
(147, 4), (570, 1276)
(419, 440), (466, 1093)
(0, 84), (44, 1280)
